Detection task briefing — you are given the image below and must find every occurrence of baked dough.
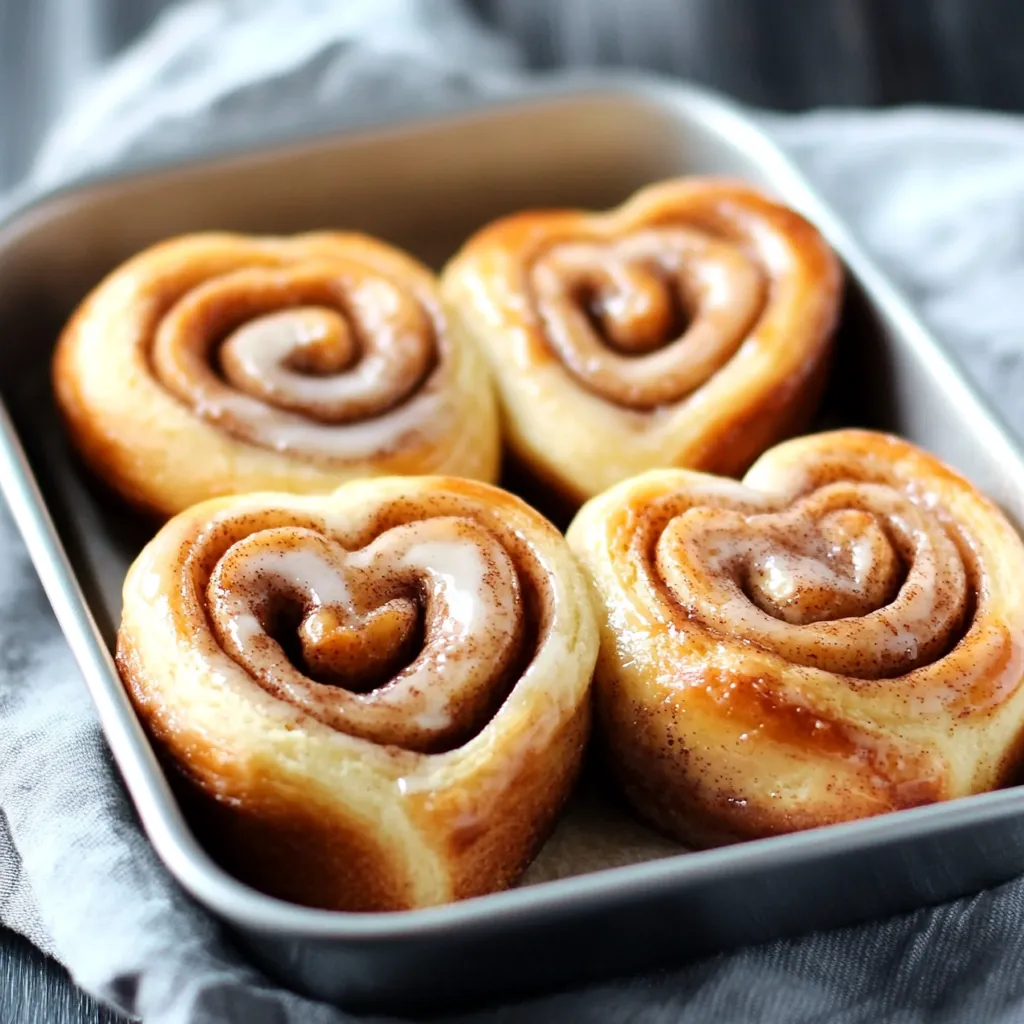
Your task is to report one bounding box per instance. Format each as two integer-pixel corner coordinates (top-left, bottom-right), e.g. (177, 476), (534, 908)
(54, 232), (499, 516)
(442, 177), (841, 507)
(117, 475), (597, 910)
(567, 429), (1024, 845)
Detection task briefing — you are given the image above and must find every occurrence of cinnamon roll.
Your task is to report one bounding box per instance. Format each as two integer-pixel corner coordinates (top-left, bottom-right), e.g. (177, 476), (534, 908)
(117, 476), (597, 911)
(566, 430), (1024, 846)
(53, 233), (499, 516)
(441, 177), (841, 506)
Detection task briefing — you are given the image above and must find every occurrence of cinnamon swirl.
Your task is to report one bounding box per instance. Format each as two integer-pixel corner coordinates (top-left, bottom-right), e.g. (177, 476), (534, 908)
(54, 232), (499, 516)
(117, 476), (597, 910)
(441, 177), (841, 506)
(566, 430), (1024, 845)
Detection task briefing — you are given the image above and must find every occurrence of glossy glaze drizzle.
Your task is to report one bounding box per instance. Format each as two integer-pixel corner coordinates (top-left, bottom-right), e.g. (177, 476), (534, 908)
(530, 227), (766, 409)
(149, 256), (447, 462)
(181, 491), (557, 754)
(626, 475), (1012, 706)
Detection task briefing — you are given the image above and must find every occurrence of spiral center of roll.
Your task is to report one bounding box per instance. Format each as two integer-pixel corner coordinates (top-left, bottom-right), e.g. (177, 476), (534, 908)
(653, 483), (969, 679)
(217, 306), (362, 411)
(579, 264), (690, 355)
(531, 228), (766, 409)
(295, 598), (422, 692)
(744, 509), (903, 625)
(205, 518), (525, 752)
(150, 260), (445, 460)
(223, 306), (356, 377)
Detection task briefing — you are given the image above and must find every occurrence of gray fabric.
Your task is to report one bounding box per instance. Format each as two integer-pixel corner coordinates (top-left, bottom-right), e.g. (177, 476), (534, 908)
(5, 1), (1024, 1021)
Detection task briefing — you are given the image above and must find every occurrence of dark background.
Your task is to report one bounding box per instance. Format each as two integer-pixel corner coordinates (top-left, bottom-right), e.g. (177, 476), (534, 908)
(4, 0), (1024, 189)
(0, 0), (1021, 1021)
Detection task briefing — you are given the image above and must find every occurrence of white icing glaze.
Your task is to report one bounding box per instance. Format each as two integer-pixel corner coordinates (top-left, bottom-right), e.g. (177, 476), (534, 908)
(747, 551), (873, 606)
(222, 308), (357, 406)
(401, 539), (491, 633)
(413, 709), (457, 731)
(246, 546), (353, 607)
(154, 265), (449, 462)
(219, 287), (432, 421)
(349, 530), (518, 729)
(655, 485), (966, 679)
(531, 227), (765, 407)
(139, 570), (162, 602)
(205, 519), (522, 751)
(200, 386), (446, 460)
(227, 612), (264, 649)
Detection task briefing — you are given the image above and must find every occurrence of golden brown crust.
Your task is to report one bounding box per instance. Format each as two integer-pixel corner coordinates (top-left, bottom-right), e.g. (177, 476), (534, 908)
(117, 475), (598, 911)
(54, 232), (500, 518)
(122, 630), (417, 911)
(421, 701), (591, 902)
(567, 429), (1024, 845)
(442, 177), (842, 507)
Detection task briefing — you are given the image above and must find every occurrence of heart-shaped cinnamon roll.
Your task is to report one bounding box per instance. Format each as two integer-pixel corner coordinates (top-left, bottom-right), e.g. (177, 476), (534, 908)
(118, 476), (597, 911)
(441, 177), (841, 506)
(54, 232), (499, 516)
(566, 430), (1024, 846)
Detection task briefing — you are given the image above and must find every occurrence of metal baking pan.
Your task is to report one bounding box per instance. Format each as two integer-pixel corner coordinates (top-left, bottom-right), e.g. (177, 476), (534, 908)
(3, 75), (1024, 1014)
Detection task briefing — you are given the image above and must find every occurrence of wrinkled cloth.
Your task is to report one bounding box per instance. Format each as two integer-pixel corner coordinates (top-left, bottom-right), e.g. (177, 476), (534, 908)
(5, 2), (1024, 1022)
